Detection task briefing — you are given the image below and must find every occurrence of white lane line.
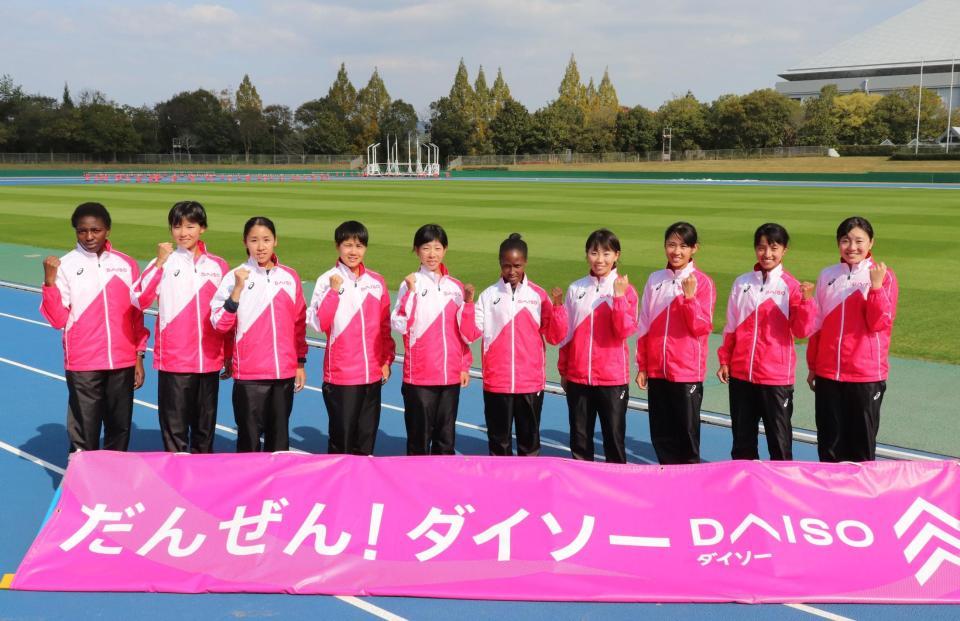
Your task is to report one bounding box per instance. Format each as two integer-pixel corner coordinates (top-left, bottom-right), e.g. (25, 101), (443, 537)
(0, 354), (850, 619)
(0, 360), (403, 621)
(0, 312), (49, 327)
(0, 339), (650, 464)
(334, 596), (408, 621)
(0, 439), (66, 475)
(784, 604), (855, 621)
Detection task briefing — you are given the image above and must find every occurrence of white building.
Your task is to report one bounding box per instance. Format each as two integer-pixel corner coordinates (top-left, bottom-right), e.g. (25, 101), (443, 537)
(776, 0), (960, 107)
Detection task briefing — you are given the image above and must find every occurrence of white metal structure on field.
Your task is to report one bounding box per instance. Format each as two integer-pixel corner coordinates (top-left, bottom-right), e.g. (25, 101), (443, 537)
(365, 134), (440, 177)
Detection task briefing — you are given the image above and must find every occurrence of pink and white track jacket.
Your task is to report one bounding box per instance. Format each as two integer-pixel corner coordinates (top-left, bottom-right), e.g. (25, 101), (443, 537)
(557, 269), (639, 386)
(40, 241), (148, 371)
(210, 255), (307, 381)
(307, 261), (396, 385)
(806, 256), (898, 383)
(636, 262), (715, 383)
(460, 276), (568, 394)
(131, 242), (231, 374)
(717, 264), (817, 385)
(390, 264), (472, 386)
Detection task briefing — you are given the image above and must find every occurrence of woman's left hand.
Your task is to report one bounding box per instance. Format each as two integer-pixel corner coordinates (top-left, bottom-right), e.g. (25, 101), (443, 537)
(134, 356), (145, 390)
(460, 371), (470, 388)
(381, 364), (391, 385)
(294, 367), (306, 392)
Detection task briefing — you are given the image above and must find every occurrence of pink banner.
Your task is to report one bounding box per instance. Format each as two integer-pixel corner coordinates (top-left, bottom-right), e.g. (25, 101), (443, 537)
(12, 452), (960, 603)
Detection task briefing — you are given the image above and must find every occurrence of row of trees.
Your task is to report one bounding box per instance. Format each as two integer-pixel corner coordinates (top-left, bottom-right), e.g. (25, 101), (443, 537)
(0, 56), (951, 162)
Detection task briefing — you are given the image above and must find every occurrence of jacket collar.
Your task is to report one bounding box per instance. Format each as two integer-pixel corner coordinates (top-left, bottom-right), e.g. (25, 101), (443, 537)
(666, 261), (695, 280)
(336, 259), (365, 280)
(174, 241), (207, 263)
(418, 263), (449, 283)
(498, 274), (527, 293)
(245, 253), (280, 274)
(752, 262), (784, 283)
(589, 267), (618, 286)
(840, 253), (874, 275)
(75, 239), (112, 259)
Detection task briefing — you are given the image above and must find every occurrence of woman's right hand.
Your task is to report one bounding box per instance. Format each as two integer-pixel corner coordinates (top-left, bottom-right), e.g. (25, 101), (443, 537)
(231, 268), (250, 302)
(806, 370), (816, 392)
(635, 370), (648, 390)
(403, 273), (417, 292)
(42, 256), (60, 286)
(156, 242), (173, 267)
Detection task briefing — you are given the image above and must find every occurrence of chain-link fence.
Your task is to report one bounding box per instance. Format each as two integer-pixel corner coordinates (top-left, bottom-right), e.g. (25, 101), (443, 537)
(0, 153), (363, 167)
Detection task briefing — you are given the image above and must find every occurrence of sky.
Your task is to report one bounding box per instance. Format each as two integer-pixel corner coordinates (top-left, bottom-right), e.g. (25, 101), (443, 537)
(2, 0), (921, 118)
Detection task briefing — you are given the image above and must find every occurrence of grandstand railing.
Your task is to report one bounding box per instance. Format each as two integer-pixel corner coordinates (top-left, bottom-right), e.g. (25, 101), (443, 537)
(0, 153), (364, 166)
(0, 279), (939, 462)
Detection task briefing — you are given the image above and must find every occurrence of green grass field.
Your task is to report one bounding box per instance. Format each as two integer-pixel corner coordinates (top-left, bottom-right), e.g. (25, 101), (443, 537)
(0, 180), (957, 364)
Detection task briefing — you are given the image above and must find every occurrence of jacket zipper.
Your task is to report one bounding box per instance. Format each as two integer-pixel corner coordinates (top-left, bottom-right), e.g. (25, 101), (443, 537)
(748, 281), (761, 382)
(358, 279), (369, 384)
(100, 258), (114, 369)
(195, 261), (203, 374)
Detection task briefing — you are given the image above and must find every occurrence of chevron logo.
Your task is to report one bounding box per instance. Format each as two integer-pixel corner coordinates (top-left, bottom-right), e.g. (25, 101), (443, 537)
(893, 497), (960, 586)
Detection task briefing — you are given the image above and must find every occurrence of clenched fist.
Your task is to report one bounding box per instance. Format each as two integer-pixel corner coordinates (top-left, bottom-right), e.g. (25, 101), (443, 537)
(403, 273), (417, 292)
(550, 286), (564, 306)
(613, 274), (629, 298)
(234, 267), (250, 286)
(681, 274), (697, 299)
(869, 261), (887, 290)
(156, 242), (173, 267)
(43, 256), (60, 286)
(799, 281), (815, 300)
(463, 283), (475, 303)
(330, 274), (344, 292)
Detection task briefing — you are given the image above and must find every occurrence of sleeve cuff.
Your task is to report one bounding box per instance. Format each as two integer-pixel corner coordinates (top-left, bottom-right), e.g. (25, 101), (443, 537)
(297, 357), (307, 364)
(223, 298), (239, 313)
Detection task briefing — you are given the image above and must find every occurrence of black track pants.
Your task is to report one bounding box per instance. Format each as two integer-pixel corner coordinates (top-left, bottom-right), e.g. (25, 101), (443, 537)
(482, 390), (544, 456)
(647, 378), (702, 465)
(232, 379), (295, 452)
(322, 381), (382, 455)
(565, 381), (628, 463)
(814, 376), (885, 462)
(728, 377), (794, 461)
(157, 371), (220, 453)
(65, 367), (135, 453)
(401, 383), (460, 456)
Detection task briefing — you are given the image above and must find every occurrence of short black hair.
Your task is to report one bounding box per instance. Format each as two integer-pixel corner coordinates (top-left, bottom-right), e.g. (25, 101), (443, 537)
(754, 223), (789, 248)
(499, 233), (527, 261)
(71, 202), (111, 229)
(664, 221), (698, 245)
(836, 216), (874, 241)
(584, 228), (621, 254)
(168, 201), (208, 228)
(413, 224), (448, 248)
(335, 220), (369, 246)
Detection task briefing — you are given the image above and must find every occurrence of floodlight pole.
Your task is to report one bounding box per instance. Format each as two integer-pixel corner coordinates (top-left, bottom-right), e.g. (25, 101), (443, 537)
(915, 59), (925, 155)
(947, 57), (956, 153)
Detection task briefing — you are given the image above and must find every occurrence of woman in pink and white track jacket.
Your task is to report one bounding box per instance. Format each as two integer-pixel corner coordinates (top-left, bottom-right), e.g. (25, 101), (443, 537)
(716, 223), (817, 462)
(460, 233), (568, 456)
(40, 202), (148, 454)
(210, 216), (307, 453)
(558, 228), (639, 464)
(390, 224), (473, 456)
(131, 201), (231, 454)
(635, 221), (715, 465)
(307, 220), (395, 456)
(806, 216), (898, 463)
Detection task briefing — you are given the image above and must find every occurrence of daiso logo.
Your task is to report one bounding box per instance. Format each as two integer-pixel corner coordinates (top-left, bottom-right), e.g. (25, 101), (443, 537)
(691, 512), (875, 548)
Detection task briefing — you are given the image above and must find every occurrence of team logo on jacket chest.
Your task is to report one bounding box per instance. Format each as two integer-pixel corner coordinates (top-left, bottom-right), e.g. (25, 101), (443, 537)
(76, 267), (84, 276)
(273, 279), (293, 287)
(104, 266), (128, 274)
(173, 269), (181, 277)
